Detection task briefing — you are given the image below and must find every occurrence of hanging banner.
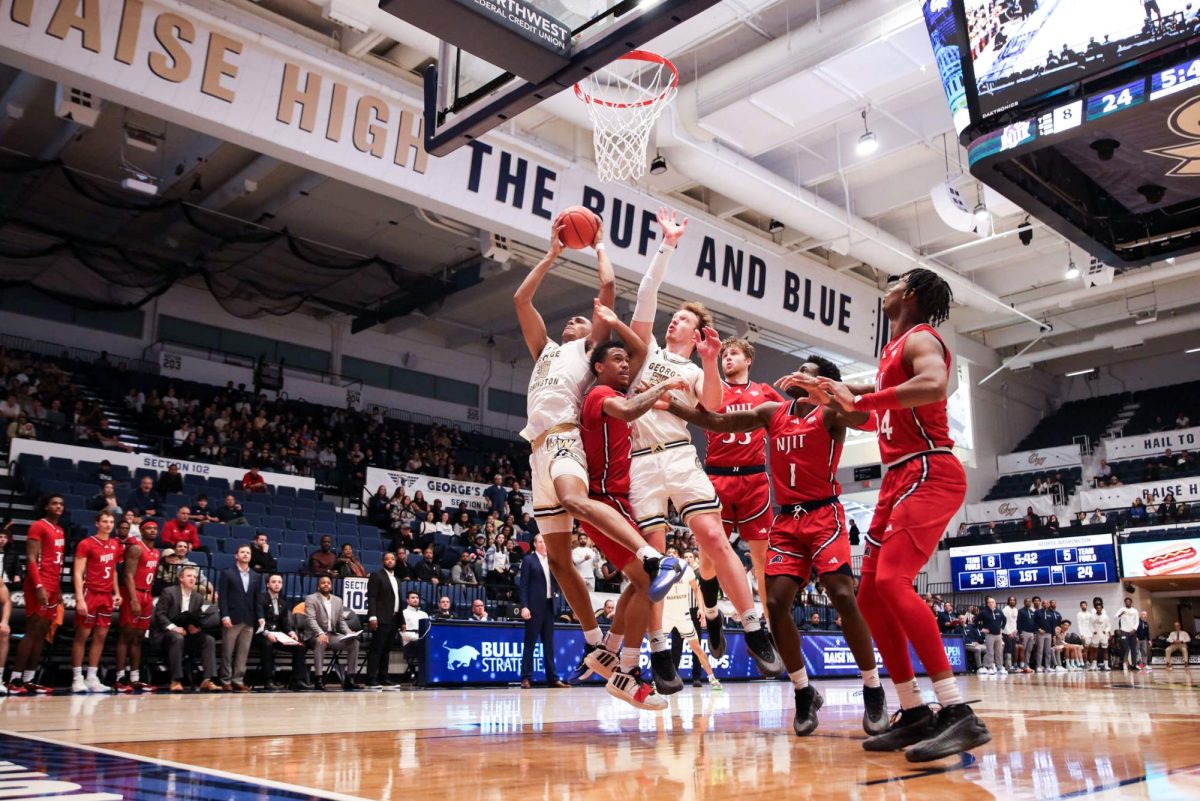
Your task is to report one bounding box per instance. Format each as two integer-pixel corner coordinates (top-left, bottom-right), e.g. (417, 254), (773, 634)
(1104, 426), (1200, 461)
(997, 444), (1082, 475)
(965, 495), (1056, 523)
(1079, 476), (1200, 511)
(366, 466), (531, 516)
(0, 0), (883, 361)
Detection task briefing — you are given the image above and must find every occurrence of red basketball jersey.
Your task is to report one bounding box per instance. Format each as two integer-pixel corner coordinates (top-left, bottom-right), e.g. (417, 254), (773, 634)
(28, 519), (65, 585)
(580, 384), (632, 496)
(768, 401), (842, 504)
(873, 324), (955, 464)
(77, 535), (120, 592)
(705, 381), (783, 467)
(124, 541), (160, 595)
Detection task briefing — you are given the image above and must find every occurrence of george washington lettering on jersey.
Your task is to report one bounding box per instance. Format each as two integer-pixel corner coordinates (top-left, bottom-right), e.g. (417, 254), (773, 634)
(705, 381), (783, 467)
(873, 323), (955, 465)
(521, 338), (592, 443)
(767, 401), (842, 503)
(628, 340), (704, 448)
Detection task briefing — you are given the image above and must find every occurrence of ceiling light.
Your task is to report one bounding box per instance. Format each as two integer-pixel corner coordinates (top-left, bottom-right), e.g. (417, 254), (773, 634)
(1186, 347), (1200, 354)
(768, 219), (784, 234)
(649, 153), (667, 175)
(1065, 261), (1080, 280)
(973, 202), (989, 223)
(857, 109), (878, 156)
(1065, 368), (1095, 377)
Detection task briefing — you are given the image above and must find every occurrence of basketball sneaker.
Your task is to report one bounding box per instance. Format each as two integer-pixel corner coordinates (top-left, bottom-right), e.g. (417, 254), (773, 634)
(792, 686), (824, 736)
(583, 645), (619, 681)
(862, 705), (936, 752)
(4, 681), (27, 696)
(85, 677), (113, 694)
(23, 682), (53, 695)
(862, 685), (889, 735)
(114, 678), (135, 694)
(649, 649), (683, 695)
(606, 668), (668, 711)
(904, 703), (992, 763)
(744, 627), (784, 677)
(706, 611), (726, 659)
(644, 555), (685, 603)
(130, 681), (157, 693)
(71, 676), (89, 694)
(567, 644), (601, 683)
(708, 676), (722, 691)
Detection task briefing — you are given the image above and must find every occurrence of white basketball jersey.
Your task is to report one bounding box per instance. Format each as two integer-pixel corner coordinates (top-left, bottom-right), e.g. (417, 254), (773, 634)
(630, 339), (704, 448)
(521, 338), (592, 442)
(1075, 610), (1092, 639)
(662, 565), (695, 620)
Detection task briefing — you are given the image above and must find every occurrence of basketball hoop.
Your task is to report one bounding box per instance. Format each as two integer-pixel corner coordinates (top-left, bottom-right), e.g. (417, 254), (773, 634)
(575, 51), (679, 182)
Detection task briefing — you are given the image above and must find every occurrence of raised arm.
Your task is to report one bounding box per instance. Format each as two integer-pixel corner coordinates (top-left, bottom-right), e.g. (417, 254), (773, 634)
(665, 399), (778, 433)
(513, 218), (566, 361)
(818, 330), (948, 414)
(587, 225), (616, 348)
(630, 207), (688, 345)
(593, 300), (648, 377)
(694, 326), (723, 411)
(602, 377), (690, 423)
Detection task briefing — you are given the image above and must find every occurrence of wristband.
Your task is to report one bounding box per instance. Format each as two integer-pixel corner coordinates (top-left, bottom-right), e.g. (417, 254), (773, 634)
(854, 387), (900, 412)
(595, 243), (605, 251)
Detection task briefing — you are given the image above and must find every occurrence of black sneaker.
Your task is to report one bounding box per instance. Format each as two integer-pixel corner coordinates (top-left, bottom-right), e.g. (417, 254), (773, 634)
(862, 705), (936, 752)
(792, 686), (824, 736)
(568, 644), (600, 684)
(706, 611), (726, 659)
(905, 703), (992, 763)
(649, 649), (683, 695)
(862, 684), (889, 736)
(743, 627), (784, 677)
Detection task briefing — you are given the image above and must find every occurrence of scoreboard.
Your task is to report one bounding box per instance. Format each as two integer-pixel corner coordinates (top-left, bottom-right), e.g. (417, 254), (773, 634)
(949, 534), (1117, 593)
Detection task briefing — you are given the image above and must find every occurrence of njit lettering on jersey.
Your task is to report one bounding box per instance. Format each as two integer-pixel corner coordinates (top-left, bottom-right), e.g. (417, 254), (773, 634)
(775, 434), (807, 453)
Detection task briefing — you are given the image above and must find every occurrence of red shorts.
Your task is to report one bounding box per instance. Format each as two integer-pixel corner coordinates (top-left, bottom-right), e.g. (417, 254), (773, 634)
(80, 588), (116, 628)
(862, 452), (966, 576)
(119, 590), (154, 631)
(765, 503), (851, 580)
(709, 471), (772, 541)
(23, 575), (61, 620)
(580, 494), (637, 571)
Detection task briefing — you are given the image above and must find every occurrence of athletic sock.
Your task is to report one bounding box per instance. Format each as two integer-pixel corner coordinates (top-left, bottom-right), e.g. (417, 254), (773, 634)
(649, 630), (670, 652)
(22, 671), (35, 683)
(789, 667), (809, 690)
(636, 546), (663, 562)
(895, 678), (924, 710)
(932, 677), (963, 708)
(698, 575), (721, 616)
(130, 670), (140, 684)
(72, 667), (83, 680)
(603, 631), (622, 653)
(740, 610), (763, 632)
(86, 667), (98, 681)
(583, 627), (602, 646)
(620, 647), (640, 673)
(861, 667), (882, 689)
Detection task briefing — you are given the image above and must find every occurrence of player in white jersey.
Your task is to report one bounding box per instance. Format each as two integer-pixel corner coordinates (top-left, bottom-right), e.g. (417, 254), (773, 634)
(662, 551), (720, 689)
(625, 207), (783, 690)
(515, 215), (684, 671)
(1087, 598), (1113, 671)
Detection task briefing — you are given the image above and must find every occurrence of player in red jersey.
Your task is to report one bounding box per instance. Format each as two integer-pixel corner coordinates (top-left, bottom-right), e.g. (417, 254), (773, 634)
(797, 268), (990, 762)
(71, 510), (123, 693)
(576, 302), (689, 709)
(670, 356), (887, 738)
(704, 337), (783, 630)
(7, 494), (66, 695)
(115, 519), (161, 692)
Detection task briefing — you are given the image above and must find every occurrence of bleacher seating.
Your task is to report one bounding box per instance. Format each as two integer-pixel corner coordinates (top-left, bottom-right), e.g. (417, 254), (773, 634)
(1118, 380), (1200, 436)
(983, 467), (1083, 501)
(1014, 392), (1129, 451)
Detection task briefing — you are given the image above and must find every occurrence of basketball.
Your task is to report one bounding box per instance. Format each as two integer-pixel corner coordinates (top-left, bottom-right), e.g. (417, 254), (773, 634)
(557, 206), (601, 250)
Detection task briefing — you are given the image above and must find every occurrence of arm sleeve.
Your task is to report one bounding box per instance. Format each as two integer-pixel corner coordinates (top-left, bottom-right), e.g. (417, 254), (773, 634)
(631, 244), (675, 324)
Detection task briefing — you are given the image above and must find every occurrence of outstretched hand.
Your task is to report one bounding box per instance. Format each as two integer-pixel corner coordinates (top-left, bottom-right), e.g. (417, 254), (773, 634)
(694, 326), (721, 361)
(592, 298), (618, 327)
(815, 378), (857, 413)
(547, 217), (566, 259)
(656, 206), (689, 247)
(774, 372), (832, 405)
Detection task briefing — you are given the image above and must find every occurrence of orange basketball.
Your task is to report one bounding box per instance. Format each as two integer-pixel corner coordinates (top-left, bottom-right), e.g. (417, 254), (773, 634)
(558, 206), (602, 250)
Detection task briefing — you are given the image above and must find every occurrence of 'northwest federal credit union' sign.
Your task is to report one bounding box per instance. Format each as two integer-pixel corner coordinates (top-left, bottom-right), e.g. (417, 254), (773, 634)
(0, 0), (885, 361)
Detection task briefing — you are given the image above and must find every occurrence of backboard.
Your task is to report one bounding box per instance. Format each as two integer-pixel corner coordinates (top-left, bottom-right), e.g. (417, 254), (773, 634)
(378, 0), (721, 156)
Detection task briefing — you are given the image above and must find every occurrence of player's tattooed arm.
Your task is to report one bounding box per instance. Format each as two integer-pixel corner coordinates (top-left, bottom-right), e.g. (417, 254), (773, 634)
(593, 300), (648, 376)
(603, 377), (689, 423)
(664, 400), (777, 433)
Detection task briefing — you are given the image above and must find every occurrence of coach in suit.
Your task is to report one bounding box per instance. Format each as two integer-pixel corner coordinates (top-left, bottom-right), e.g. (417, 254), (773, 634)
(365, 552), (403, 687)
(518, 534), (568, 689)
(258, 573), (310, 691)
(303, 575), (364, 690)
(218, 544), (264, 691)
(154, 565), (221, 692)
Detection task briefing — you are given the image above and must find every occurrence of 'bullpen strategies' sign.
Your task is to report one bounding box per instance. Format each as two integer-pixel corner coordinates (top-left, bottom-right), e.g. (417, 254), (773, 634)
(800, 634), (966, 678)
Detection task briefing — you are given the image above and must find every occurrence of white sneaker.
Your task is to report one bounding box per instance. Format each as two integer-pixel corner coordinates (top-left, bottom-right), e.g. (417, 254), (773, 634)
(977, 666), (991, 675)
(84, 677), (112, 694)
(997, 668), (1007, 678)
(1145, 665), (1154, 672)
(1056, 666), (1067, 673)
(1036, 667), (1045, 673)
(583, 646), (619, 681)
(708, 676), (723, 691)
(71, 676), (88, 694)
(606, 669), (668, 711)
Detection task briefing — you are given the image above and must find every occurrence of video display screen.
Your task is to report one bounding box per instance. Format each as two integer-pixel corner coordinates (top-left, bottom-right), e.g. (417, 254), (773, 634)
(965, 0), (1200, 118)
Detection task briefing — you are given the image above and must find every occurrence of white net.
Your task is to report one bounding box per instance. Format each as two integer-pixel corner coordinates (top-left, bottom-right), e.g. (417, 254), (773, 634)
(575, 51), (679, 182)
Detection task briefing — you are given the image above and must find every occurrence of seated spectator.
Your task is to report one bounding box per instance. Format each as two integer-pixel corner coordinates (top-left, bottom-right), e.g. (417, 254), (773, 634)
(1108, 475), (1122, 486)
(410, 491), (429, 516)
(1176, 502), (1191, 522)
(1161, 449), (1177, 477)
(399, 591), (429, 683)
(250, 531), (278, 574)
(1145, 499), (1159, 521)
(258, 573), (308, 690)
(450, 552), (480, 586)
(242, 465), (268, 494)
(963, 622), (987, 671)
(336, 543), (367, 578)
(1151, 414), (1168, 431)
(7, 413), (36, 441)
(595, 599), (615, 625)
(1096, 460), (1112, 482)
(434, 511), (454, 536)
(800, 612), (823, 632)
(412, 547), (441, 585)
(469, 598), (488, 621)
(393, 547), (413, 581)
(1159, 494), (1178, 525)
(191, 494), (219, 525)
(308, 535), (337, 577)
(1046, 514), (1060, 533)
(484, 533), (513, 586)
(1072, 511), (1086, 528)
(96, 459), (115, 483)
(92, 418), (133, 452)
(216, 494), (248, 525)
(1030, 478), (1049, 495)
(125, 476), (161, 522)
(157, 463), (184, 496)
(90, 481), (123, 515)
(1177, 450), (1195, 473)
(1088, 509), (1103, 524)
(1023, 507), (1039, 530)
(433, 596), (455, 619)
(155, 538), (214, 599)
(162, 507), (202, 551)
(938, 602), (964, 633)
(1164, 622), (1191, 670)
(1177, 411), (1191, 429)
(302, 575), (364, 691)
(366, 485), (391, 530)
(1129, 498), (1148, 524)
(0, 393), (20, 422)
(154, 566), (222, 693)
(0, 521), (20, 585)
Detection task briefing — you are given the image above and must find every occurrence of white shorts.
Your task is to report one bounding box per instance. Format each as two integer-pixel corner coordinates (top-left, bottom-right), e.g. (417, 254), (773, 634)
(663, 607), (696, 640)
(629, 441), (721, 531)
(530, 427), (588, 529)
(1089, 634), (1108, 648)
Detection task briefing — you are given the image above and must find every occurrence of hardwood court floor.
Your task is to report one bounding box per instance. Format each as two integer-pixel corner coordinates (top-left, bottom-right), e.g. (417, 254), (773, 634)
(4, 669), (1200, 800)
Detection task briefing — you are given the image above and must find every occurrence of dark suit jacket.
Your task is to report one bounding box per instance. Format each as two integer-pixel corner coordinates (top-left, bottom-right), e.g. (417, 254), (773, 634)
(218, 567), (262, 625)
(154, 584), (206, 631)
(518, 553), (557, 615)
(260, 593), (295, 634)
(367, 568), (401, 626)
